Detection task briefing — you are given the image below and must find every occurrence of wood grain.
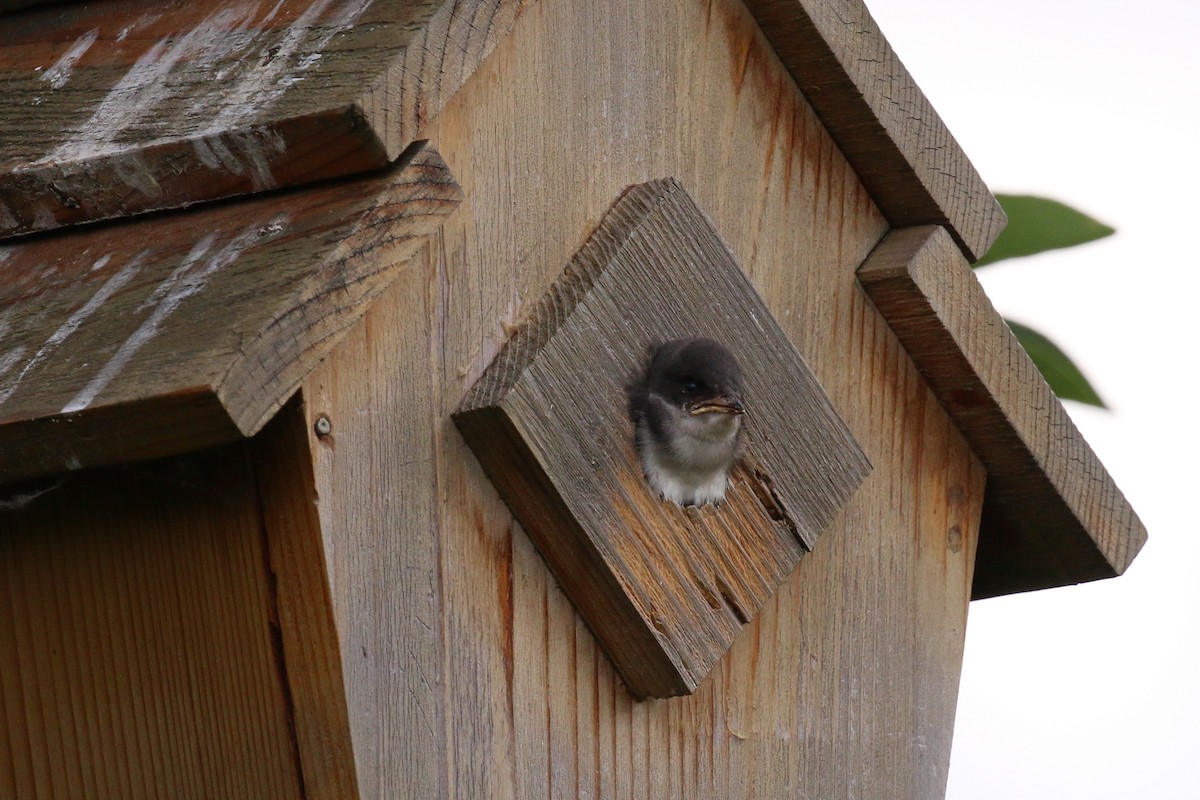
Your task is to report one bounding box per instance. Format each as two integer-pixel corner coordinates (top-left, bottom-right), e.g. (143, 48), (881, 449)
(742, 0), (1006, 261)
(0, 0), (1120, 797)
(0, 0), (523, 238)
(251, 395), (360, 799)
(0, 446), (304, 799)
(0, 142), (460, 485)
(298, 0), (987, 794)
(454, 178), (871, 698)
(299, 240), (454, 800)
(857, 225), (1147, 597)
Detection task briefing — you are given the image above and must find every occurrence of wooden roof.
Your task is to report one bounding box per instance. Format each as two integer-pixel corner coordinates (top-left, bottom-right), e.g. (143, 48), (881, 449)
(0, 0), (1142, 596)
(0, 0), (520, 238)
(858, 227), (1145, 597)
(0, 142), (461, 482)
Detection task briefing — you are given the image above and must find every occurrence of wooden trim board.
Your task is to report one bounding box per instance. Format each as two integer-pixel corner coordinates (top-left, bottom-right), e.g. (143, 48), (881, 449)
(743, 0), (1006, 262)
(252, 395), (360, 799)
(857, 225), (1146, 597)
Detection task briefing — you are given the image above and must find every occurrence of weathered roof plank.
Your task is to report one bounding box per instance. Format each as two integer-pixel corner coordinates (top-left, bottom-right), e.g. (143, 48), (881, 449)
(0, 0), (520, 238)
(744, 0), (1007, 261)
(0, 142), (461, 484)
(857, 225), (1147, 597)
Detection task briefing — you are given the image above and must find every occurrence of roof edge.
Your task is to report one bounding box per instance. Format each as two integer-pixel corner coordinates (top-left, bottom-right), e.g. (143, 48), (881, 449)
(857, 225), (1146, 598)
(743, 0), (1006, 262)
(0, 143), (461, 488)
(0, 0), (520, 240)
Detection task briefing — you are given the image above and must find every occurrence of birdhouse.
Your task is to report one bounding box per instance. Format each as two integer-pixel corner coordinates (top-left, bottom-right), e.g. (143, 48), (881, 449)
(0, 0), (1145, 798)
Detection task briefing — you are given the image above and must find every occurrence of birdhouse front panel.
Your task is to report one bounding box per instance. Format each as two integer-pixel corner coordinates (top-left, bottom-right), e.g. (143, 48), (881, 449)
(294, 0), (985, 796)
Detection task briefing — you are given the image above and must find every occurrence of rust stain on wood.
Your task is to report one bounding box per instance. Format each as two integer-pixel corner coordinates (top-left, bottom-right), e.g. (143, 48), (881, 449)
(741, 0), (1007, 261)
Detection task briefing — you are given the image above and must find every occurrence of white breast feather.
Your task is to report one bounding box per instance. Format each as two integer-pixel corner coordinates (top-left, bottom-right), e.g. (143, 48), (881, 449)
(637, 397), (741, 506)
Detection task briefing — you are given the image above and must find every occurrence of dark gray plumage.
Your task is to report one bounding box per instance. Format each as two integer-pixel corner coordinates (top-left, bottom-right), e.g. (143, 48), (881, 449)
(627, 338), (746, 506)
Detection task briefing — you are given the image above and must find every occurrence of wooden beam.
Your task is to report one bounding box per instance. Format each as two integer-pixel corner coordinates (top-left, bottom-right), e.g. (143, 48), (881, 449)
(298, 241), (453, 798)
(251, 396), (360, 799)
(742, 0), (1006, 262)
(455, 178), (871, 698)
(857, 225), (1146, 597)
(0, 0), (522, 238)
(0, 142), (461, 485)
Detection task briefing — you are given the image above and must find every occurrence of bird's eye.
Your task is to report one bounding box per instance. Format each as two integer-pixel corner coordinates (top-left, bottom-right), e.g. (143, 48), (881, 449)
(683, 381), (701, 394)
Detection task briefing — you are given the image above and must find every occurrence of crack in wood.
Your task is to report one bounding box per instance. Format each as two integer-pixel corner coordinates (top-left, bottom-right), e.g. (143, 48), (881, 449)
(746, 464), (805, 550)
(714, 574), (750, 626)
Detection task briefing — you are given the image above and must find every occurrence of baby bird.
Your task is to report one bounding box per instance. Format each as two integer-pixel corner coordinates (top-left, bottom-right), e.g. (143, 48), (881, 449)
(627, 338), (746, 506)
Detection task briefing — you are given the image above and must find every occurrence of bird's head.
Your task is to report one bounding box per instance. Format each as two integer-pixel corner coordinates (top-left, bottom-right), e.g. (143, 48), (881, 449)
(646, 337), (746, 419)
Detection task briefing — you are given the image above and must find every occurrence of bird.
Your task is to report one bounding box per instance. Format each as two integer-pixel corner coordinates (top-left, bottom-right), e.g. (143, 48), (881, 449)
(627, 337), (746, 507)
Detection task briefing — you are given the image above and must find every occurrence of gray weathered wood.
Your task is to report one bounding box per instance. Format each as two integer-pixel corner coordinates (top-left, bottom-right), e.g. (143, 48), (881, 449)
(0, 0), (522, 238)
(743, 0), (1006, 262)
(298, 241), (451, 800)
(454, 178), (871, 698)
(0, 142), (461, 485)
(857, 225), (1147, 597)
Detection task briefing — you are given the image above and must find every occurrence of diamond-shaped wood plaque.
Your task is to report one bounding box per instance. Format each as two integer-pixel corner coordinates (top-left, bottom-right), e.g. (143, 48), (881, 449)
(454, 179), (870, 699)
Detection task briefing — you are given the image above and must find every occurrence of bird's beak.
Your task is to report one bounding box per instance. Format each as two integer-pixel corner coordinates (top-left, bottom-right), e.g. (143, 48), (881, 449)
(688, 397), (746, 416)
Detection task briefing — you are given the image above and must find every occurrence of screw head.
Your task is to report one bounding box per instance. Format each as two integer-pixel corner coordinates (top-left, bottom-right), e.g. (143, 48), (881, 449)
(314, 415), (332, 437)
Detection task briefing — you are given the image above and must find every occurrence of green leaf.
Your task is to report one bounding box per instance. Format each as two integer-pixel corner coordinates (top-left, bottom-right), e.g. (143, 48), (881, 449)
(1006, 319), (1106, 407)
(976, 195), (1115, 267)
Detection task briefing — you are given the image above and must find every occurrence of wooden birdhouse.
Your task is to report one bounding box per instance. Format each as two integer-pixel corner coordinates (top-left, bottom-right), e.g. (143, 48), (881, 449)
(0, 0), (1146, 798)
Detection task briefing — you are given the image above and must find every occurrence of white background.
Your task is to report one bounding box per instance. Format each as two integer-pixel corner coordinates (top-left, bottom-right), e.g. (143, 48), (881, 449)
(861, 1), (1200, 797)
